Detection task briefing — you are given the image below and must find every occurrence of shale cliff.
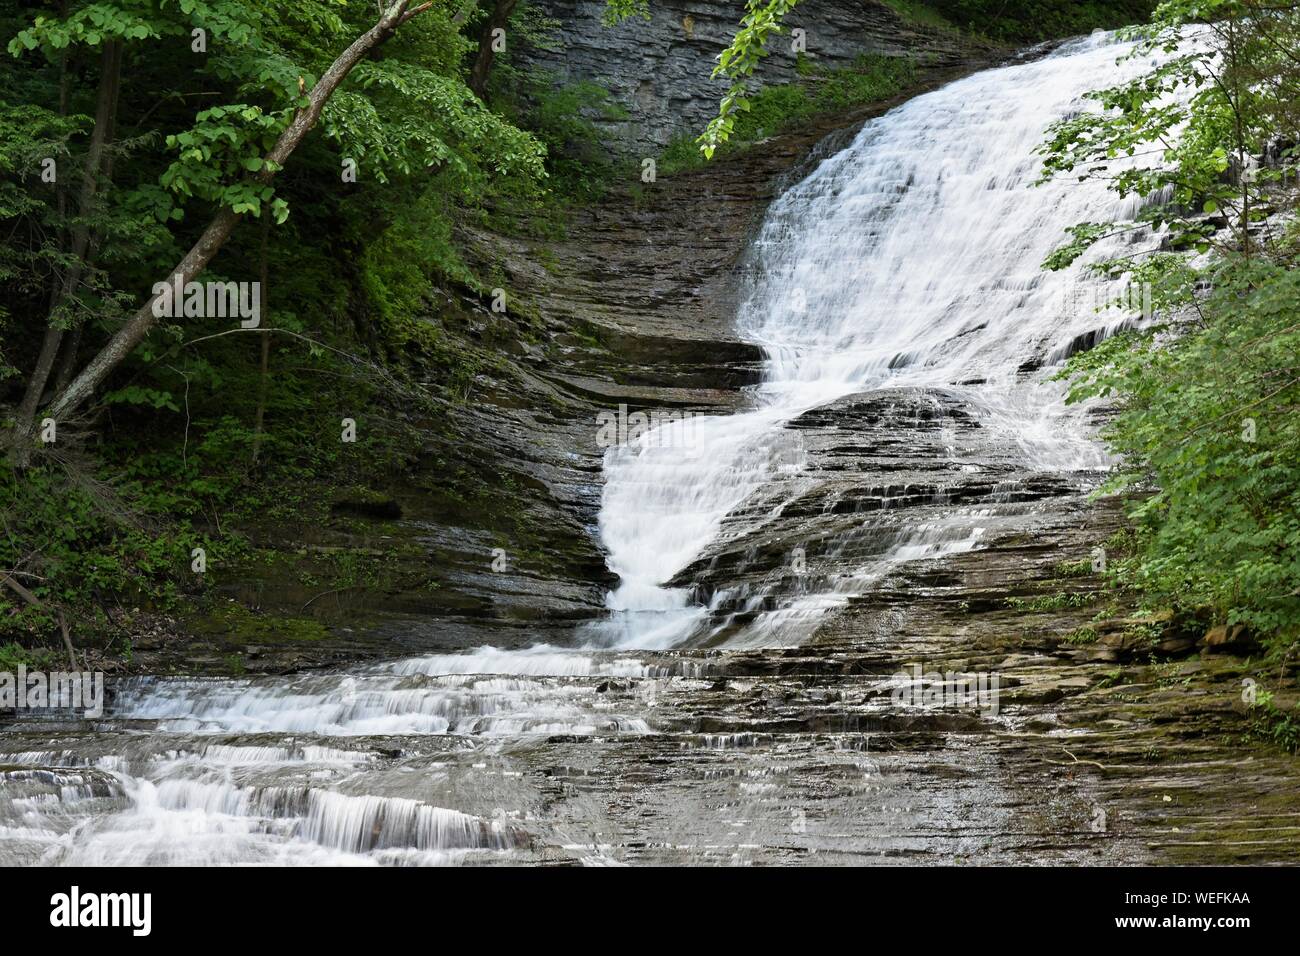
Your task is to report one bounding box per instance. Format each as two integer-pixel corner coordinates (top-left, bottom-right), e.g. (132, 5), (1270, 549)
(519, 0), (978, 154)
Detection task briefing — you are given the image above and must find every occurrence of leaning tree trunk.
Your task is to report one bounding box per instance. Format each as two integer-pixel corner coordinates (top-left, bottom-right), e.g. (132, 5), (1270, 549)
(38, 1), (431, 431)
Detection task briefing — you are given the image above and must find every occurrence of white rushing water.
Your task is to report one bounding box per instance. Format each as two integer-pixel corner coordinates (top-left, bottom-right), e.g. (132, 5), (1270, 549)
(596, 31), (1167, 648)
(0, 33), (1178, 866)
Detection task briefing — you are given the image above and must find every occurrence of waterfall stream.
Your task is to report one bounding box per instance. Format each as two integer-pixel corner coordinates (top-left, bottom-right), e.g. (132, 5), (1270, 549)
(595, 31), (1162, 648)
(0, 34), (1172, 865)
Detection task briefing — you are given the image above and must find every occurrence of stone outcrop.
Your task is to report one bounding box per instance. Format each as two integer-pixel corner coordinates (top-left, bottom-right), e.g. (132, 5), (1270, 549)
(517, 0), (983, 154)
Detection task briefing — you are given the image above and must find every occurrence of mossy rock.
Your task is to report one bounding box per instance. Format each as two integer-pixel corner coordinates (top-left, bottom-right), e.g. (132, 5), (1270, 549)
(188, 602), (330, 644)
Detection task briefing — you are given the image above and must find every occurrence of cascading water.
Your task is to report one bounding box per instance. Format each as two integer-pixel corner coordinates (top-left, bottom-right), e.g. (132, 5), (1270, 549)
(596, 31), (1167, 648)
(0, 34), (1175, 865)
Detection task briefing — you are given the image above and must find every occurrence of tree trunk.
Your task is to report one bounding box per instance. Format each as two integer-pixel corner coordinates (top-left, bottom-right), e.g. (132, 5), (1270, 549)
(41, 1), (431, 429)
(468, 0), (518, 99)
(251, 215), (272, 464)
(13, 39), (122, 451)
(51, 325), (83, 396)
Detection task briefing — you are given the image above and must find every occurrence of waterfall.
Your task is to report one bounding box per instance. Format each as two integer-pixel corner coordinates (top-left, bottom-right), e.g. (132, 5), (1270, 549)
(594, 32), (1167, 649)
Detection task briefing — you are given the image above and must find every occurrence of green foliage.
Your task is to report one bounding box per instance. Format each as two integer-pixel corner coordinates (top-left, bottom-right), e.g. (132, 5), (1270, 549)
(8, 3), (166, 53)
(489, 69), (626, 200)
(697, 0), (802, 158)
(658, 134), (712, 176)
(1054, 557), (1095, 578)
(1066, 625), (1101, 644)
(0, 641), (59, 671)
(880, 1), (961, 32)
(602, 0), (651, 26)
(1006, 591), (1100, 611)
(329, 58), (546, 184)
(732, 82), (812, 141)
(356, 176), (474, 338)
(1247, 689), (1300, 753)
(813, 56), (917, 111)
(190, 601), (329, 642)
(0, 0), (566, 655)
(927, 0), (1156, 42)
(1041, 1), (1300, 655)
(661, 54), (916, 173)
(0, 463), (198, 642)
(162, 104), (289, 220)
(1061, 261), (1300, 645)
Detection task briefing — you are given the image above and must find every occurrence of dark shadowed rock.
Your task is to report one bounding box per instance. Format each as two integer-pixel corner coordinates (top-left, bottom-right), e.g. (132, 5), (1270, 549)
(1202, 623), (1257, 654)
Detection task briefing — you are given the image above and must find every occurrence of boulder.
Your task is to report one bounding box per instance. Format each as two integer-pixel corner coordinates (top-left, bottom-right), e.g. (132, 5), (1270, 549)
(1201, 624), (1256, 654)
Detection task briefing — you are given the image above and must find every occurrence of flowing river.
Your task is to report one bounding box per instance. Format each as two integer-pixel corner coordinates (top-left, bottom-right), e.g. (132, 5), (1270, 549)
(1, 33), (1170, 865)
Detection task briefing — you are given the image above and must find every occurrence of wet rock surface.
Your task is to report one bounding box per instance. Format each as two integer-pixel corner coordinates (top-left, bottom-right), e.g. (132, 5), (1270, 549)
(5, 542), (1297, 865)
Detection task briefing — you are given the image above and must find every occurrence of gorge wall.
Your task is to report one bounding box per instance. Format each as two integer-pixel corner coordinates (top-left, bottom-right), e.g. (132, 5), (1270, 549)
(518, 0), (980, 154)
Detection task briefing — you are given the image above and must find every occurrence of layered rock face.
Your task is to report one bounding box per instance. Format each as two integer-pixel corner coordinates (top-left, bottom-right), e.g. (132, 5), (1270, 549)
(670, 387), (1107, 648)
(518, 0), (976, 154)
(396, 70), (982, 656)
